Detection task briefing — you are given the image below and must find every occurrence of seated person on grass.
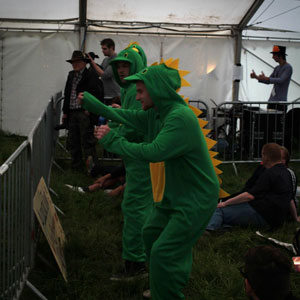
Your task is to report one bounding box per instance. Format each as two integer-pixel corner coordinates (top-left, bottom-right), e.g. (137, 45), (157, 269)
(219, 145), (300, 223)
(65, 164), (125, 197)
(280, 146), (300, 222)
(206, 143), (293, 232)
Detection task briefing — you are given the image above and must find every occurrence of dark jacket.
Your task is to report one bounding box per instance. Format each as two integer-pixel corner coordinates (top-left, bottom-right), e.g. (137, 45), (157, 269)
(63, 68), (104, 119)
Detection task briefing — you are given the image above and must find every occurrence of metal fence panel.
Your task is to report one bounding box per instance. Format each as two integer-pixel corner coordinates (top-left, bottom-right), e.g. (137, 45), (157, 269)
(0, 141), (31, 300)
(211, 101), (300, 162)
(0, 92), (62, 300)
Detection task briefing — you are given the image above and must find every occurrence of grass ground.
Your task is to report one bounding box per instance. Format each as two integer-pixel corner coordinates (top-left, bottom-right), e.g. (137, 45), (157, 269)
(0, 129), (26, 165)
(2, 135), (300, 299)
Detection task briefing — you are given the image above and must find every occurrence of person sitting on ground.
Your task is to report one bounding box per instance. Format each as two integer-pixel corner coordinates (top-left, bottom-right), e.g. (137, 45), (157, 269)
(206, 143), (293, 232)
(219, 146), (299, 223)
(281, 146), (300, 222)
(240, 245), (299, 300)
(65, 164), (125, 197)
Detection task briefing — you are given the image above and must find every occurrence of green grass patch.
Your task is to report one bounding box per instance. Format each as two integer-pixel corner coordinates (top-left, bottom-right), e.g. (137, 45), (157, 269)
(0, 129), (26, 165)
(0, 136), (297, 299)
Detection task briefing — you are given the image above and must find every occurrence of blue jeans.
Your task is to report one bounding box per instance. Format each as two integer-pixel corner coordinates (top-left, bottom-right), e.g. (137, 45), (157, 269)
(206, 203), (267, 231)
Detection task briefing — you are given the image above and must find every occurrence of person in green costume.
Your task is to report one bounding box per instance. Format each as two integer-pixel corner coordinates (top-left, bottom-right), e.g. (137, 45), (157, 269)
(80, 63), (219, 299)
(106, 46), (153, 281)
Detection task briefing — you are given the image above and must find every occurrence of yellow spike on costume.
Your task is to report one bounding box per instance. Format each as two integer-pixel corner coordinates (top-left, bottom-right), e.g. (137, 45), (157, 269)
(188, 105), (203, 117)
(126, 41), (140, 48)
(220, 188), (230, 198)
(214, 168), (223, 175)
(202, 128), (211, 137)
(205, 138), (217, 150)
(209, 151), (219, 158)
(168, 58), (179, 69)
(179, 70), (190, 77)
(163, 58), (174, 66)
(181, 77), (192, 87)
(211, 157), (222, 167)
(198, 118), (208, 128)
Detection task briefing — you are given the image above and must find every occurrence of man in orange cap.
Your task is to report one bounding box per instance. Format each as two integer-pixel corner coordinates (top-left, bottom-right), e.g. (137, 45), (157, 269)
(250, 45), (293, 111)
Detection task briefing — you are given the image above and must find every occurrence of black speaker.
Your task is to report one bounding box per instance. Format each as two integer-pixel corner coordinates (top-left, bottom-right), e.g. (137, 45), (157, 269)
(252, 110), (284, 158)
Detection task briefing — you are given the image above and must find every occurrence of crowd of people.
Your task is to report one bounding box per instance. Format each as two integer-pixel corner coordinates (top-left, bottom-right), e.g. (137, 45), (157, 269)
(59, 41), (299, 299)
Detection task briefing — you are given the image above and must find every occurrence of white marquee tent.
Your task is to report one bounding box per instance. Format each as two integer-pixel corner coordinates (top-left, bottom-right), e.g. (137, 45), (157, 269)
(0, 0), (299, 135)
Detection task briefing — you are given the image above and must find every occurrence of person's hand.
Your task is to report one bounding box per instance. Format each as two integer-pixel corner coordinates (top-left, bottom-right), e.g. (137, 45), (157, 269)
(217, 201), (227, 208)
(250, 70), (257, 79)
(258, 71), (268, 81)
(107, 185), (125, 197)
(87, 53), (93, 61)
(94, 125), (111, 140)
(77, 92), (84, 105)
(111, 103), (121, 109)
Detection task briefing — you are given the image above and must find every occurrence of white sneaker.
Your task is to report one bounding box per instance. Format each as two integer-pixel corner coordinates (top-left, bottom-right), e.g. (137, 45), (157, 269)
(104, 189), (113, 194)
(65, 184), (86, 194)
(143, 289), (151, 298)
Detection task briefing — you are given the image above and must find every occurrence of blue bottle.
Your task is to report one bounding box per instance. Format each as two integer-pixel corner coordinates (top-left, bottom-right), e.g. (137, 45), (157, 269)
(98, 116), (107, 125)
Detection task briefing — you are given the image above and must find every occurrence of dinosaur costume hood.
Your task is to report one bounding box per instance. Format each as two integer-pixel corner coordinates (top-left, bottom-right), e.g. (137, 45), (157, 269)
(110, 47), (145, 88)
(125, 63), (188, 117)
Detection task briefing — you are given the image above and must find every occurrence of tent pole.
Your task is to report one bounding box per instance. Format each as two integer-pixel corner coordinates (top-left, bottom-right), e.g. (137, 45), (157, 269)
(232, 29), (242, 101)
(79, 0), (87, 51)
(232, 0), (264, 101)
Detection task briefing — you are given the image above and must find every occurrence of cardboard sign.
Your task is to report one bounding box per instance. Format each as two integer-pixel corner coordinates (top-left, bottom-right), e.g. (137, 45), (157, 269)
(33, 177), (67, 282)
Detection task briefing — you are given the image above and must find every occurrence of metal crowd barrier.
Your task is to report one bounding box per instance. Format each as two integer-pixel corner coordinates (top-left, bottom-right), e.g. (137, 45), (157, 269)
(0, 91), (62, 300)
(210, 100), (300, 163)
(189, 99), (210, 121)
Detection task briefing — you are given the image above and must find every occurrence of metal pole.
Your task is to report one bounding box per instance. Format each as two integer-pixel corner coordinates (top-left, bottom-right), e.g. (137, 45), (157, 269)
(79, 0), (87, 51)
(232, 29), (242, 101)
(26, 281), (49, 300)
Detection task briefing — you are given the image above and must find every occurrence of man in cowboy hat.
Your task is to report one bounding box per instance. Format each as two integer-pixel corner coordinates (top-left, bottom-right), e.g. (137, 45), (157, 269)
(250, 45), (293, 111)
(63, 50), (103, 172)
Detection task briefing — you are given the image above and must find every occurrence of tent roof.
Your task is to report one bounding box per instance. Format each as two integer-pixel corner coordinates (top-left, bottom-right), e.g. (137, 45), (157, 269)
(0, 0), (299, 39)
(244, 0), (300, 40)
(0, 0), (260, 36)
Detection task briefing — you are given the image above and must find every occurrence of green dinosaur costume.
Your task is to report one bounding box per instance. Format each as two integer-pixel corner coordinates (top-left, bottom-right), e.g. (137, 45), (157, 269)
(109, 47), (153, 264)
(82, 63), (219, 299)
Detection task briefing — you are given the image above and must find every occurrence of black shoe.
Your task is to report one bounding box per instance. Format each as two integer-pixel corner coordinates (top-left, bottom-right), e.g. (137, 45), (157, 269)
(54, 123), (67, 130)
(110, 261), (148, 282)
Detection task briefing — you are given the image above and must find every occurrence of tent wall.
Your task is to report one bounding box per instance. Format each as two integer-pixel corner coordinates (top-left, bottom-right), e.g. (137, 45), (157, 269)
(1, 32), (234, 135)
(240, 39), (300, 105)
(87, 33), (235, 103)
(0, 32), (78, 135)
(2, 31), (300, 136)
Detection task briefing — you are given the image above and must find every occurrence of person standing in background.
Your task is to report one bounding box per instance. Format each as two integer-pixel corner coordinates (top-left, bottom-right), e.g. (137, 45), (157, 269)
(250, 45), (293, 111)
(88, 38), (120, 105)
(63, 51), (102, 172)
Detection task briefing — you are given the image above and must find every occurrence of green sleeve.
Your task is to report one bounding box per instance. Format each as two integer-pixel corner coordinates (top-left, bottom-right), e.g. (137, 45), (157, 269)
(82, 91), (148, 134)
(116, 85), (144, 142)
(100, 113), (192, 162)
